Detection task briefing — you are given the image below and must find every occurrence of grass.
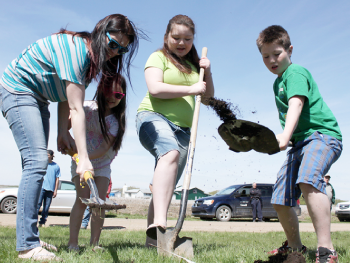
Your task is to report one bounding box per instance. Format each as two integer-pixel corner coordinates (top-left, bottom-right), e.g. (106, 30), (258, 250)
(1, 226), (350, 262)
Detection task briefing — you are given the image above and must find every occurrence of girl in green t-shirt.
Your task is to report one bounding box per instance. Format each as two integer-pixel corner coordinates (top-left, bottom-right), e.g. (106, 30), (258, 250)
(136, 14), (215, 243)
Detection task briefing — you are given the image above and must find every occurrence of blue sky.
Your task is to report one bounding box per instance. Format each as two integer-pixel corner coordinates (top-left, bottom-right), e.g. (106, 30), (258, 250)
(1, 0), (349, 199)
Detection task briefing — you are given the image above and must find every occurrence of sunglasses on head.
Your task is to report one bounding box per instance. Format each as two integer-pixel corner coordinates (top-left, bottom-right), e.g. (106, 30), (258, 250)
(113, 91), (125, 100)
(106, 32), (129, 54)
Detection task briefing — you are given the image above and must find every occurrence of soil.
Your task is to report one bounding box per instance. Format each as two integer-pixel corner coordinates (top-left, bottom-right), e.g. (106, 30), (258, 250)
(254, 252), (306, 263)
(207, 97), (239, 122)
(109, 197), (193, 218)
(207, 97), (279, 154)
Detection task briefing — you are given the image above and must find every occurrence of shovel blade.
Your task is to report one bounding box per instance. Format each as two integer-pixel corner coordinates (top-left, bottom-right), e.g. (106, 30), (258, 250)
(157, 228), (194, 259)
(80, 197), (105, 206)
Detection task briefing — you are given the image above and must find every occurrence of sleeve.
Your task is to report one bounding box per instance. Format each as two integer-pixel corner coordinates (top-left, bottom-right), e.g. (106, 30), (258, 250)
(50, 34), (90, 86)
(331, 184), (335, 204)
(55, 164), (61, 178)
(284, 73), (309, 101)
(107, 179), (112, 194)
(145, 51), (166, 71)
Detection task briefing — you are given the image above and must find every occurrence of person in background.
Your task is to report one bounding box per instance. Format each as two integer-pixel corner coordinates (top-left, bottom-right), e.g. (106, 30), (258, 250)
(249, 182), (263, 222)
(37, 150), (61, 227)
(324, 174), (335, 211)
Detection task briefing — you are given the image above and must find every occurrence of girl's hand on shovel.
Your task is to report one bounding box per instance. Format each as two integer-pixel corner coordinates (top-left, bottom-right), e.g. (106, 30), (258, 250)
(191, 81), (206, 95)
(199, 56), (211, 74)
(76, 156), (94, 183)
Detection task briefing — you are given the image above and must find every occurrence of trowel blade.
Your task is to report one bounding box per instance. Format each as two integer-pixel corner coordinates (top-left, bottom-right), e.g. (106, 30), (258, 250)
(80, 197), (105, 206)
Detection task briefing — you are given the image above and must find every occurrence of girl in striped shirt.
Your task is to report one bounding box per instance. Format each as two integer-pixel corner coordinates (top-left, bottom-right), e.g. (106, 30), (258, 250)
(0, 14), (143, 260)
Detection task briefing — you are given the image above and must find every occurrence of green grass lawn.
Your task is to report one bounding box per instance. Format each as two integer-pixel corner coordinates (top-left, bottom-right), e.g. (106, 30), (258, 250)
(1, 226), (349, 262)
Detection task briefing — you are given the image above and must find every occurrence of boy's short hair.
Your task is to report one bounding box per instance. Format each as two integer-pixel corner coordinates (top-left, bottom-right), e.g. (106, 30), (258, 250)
(256, 25), (291, 52)
(47, 150), (54, 158)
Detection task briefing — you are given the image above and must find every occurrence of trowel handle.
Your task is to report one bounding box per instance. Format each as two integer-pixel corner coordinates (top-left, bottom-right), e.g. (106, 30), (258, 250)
(183, 47), (207, 191)
(65, 150), (93, 184)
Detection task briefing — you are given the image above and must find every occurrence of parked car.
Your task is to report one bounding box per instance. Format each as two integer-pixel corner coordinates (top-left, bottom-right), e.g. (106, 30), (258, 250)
(0, 180), (76, 214)
(191, 183), (301, 221)
(335, 201), (350, 221)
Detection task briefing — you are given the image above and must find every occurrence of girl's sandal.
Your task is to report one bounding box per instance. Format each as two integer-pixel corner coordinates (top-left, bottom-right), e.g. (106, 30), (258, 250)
(146, 224), (166, 240)
(68, 245), (80, 252)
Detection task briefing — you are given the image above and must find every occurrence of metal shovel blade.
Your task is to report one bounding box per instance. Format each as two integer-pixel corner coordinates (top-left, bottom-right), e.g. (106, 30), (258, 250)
(218, 119), (280, 155)
(156, 227), (194, 259)
(80, 196), (105, 206)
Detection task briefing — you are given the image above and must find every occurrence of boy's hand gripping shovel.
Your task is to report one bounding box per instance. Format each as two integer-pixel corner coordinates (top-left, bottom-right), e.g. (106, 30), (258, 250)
(156, 47), (208, 259)
(66, 149), (126, 210)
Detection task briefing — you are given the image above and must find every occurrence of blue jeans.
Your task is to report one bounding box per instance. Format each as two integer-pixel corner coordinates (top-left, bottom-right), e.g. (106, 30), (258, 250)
(251, 199), (262, 221)
(37, 189), (54, 225)
(81, 206), (91, 227)
(0, 85), (50, 251)
(136, 111), (191, 185)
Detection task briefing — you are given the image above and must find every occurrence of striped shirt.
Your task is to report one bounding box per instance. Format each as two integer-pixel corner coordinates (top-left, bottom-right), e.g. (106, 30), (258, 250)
(0, 34), (90, 102)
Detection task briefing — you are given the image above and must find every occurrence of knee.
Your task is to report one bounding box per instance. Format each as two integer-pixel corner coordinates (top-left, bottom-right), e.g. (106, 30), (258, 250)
(273, 204), (288, 213)
(23, 150), (49, 175)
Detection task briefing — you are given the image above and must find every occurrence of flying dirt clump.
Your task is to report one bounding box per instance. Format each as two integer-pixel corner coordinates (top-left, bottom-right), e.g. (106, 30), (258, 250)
(207, 97), (240, 123)
(254, 252), (306, 263)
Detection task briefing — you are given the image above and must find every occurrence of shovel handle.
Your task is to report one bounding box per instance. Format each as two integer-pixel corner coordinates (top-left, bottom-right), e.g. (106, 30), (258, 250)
(65, 149), (93, 184)
(182, 47), (207, 190)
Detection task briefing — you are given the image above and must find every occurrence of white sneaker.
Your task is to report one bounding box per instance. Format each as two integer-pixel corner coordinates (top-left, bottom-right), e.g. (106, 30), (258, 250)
(18, 247), (60, 260)
(40, 240), (58, 251)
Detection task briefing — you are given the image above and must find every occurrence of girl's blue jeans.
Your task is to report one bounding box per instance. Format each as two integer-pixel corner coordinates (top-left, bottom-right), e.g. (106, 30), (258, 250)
(0, 84), (50, 251)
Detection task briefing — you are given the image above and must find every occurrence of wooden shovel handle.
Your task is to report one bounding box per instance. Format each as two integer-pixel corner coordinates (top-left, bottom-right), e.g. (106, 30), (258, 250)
(182, 47), (207, 190)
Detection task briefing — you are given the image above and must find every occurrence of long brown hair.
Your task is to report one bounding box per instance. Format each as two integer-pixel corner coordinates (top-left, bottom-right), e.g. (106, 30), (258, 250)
(162, 15), (200, 74)
(56, 14), (146, 147)
(94, 75), (126, 152)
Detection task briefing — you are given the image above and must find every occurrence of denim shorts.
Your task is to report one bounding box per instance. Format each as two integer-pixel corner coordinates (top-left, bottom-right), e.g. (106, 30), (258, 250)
(136, 111), (190, 185)
(271, 131), (342, 206)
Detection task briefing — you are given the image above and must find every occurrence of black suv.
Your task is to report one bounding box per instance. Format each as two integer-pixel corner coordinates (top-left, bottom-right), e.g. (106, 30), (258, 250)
(191, 183), (301, 221)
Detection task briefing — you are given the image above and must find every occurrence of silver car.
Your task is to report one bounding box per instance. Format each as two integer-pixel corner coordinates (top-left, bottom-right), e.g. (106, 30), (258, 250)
(0, 180), (76, 214)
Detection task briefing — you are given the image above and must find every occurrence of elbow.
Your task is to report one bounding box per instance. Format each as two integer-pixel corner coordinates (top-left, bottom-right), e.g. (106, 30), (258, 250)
(148, 88), (163, 98)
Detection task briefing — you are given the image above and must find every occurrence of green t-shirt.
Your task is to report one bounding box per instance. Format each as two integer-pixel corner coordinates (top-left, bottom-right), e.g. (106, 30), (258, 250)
(273, 64), (342, 142)
(137, 51), (199, 128)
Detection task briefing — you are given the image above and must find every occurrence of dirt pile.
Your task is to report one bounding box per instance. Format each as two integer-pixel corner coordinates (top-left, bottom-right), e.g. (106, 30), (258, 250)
(254, 252), (306, 263)
(110, 197), (193, 218)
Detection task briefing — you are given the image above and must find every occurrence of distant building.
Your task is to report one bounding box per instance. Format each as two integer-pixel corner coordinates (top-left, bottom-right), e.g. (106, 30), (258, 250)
(124, 188), (152, 199)
(174, 187), (209, 200)
(109, 190), (122, 198)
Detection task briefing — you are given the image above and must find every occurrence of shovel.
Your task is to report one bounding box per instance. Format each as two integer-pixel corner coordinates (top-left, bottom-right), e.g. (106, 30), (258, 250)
(66, 149), (126, 211)
(156, 47), (208, 259)
(218, 119), (281, 155)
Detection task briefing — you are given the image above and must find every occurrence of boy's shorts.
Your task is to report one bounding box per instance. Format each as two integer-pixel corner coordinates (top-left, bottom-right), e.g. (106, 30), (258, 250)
(271, 131), (342, 207)
(136, 111), (191, 185)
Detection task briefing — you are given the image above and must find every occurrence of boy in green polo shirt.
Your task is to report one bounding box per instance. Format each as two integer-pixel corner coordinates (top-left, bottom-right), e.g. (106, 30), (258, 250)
(256, 25), (342, 263)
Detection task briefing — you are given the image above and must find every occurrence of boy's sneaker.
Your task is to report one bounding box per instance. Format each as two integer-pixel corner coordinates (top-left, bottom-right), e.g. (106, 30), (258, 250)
(268, 240), (307, 255)
(316, 247), (338, 263)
